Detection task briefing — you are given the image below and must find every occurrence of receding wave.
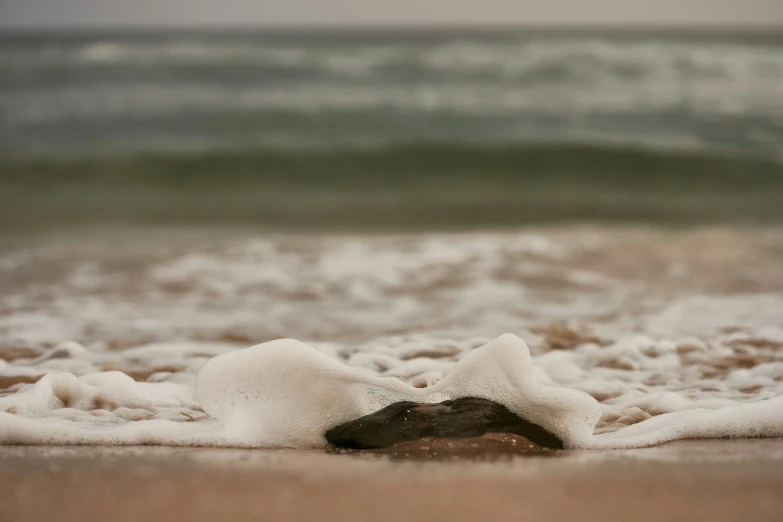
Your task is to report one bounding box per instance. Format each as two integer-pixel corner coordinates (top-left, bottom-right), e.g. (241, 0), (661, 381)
(3, 144), (783, 229)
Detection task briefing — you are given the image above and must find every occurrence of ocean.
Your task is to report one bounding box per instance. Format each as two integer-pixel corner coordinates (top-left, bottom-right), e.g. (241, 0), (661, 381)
(2, 28), (783, 229)
(1, 28), (783, 450)
(2, 28), (783, 158)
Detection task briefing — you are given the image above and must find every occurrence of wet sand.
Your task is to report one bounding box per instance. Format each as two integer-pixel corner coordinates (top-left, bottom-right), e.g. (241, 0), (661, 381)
(2, 227), (783, 520)
(2, 437), (783, 522)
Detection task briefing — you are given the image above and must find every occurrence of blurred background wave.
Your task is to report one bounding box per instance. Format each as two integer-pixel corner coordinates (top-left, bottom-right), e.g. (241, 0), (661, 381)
(2, 28), (783, 230)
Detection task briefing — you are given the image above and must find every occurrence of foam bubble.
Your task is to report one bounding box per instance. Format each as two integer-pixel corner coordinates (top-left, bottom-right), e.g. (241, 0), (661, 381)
(1, 335), (598, 448)
(2, 334), (781, 449)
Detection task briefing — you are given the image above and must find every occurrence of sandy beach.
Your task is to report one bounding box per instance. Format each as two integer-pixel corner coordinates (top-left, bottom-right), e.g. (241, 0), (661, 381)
(3, 20), (783, 522)
(2, 438), (783, 522)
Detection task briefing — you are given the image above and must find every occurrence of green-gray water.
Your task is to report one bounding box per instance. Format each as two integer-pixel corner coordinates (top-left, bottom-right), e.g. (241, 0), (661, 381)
(2, 28), (782, 230)
(3, 144), (783, 230)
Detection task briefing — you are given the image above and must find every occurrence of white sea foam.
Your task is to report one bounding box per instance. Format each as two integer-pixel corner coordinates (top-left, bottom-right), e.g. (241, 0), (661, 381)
(1, 229), (782, 449)
(1, 334), (781, 449)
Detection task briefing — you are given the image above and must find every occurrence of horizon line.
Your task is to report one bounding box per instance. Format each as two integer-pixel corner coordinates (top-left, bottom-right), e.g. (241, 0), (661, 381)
(2, 21), (783, 35)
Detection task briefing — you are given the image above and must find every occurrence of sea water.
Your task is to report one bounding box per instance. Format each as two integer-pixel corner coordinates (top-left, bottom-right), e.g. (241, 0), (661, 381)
(1, 229), (782, 448)
(2, 28), (783, 158)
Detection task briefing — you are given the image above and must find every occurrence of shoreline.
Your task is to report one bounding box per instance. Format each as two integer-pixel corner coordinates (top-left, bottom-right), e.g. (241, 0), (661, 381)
(2, 438), (783, 522)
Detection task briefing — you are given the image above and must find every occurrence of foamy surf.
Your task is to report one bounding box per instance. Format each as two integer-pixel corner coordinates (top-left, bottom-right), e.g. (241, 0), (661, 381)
(1, 334), (781, 449)
(1, 228), (783, 450)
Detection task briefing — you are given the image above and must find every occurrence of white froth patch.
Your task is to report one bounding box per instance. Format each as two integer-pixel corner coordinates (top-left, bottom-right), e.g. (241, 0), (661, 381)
(1, 334), (782, 449)
(646, 295), (783, 337)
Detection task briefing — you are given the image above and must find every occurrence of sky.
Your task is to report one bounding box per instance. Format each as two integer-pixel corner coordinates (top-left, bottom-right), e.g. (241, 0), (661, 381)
(1, 0), (783, 29)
